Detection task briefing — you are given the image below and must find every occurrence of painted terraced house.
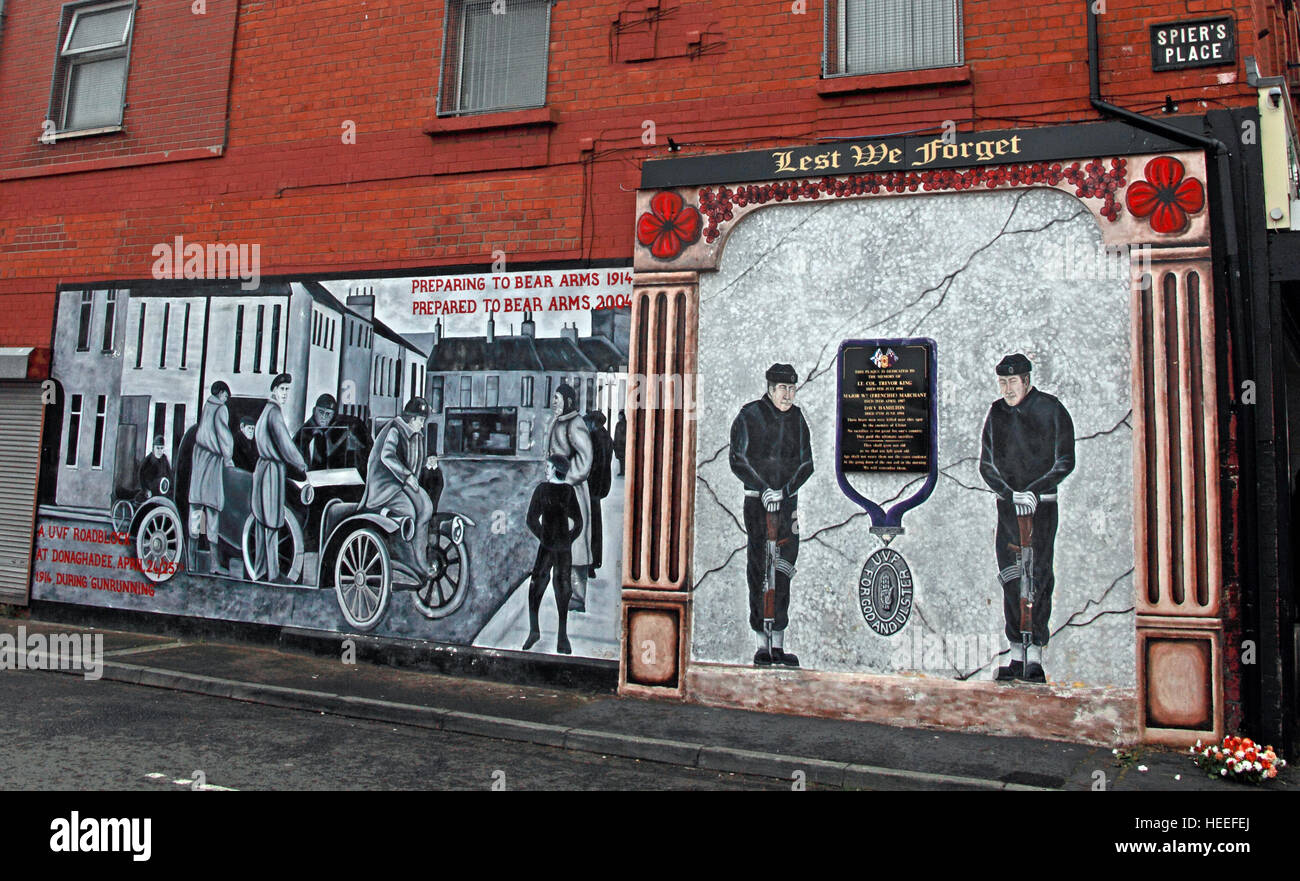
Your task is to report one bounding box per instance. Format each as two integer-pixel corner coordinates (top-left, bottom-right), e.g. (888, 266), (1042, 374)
(0, 0), (1297, 755)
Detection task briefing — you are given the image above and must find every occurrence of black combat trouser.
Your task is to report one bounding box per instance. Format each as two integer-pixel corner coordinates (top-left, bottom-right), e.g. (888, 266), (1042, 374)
(994, 499), (1058, 647)
(743, 496), (799, 633)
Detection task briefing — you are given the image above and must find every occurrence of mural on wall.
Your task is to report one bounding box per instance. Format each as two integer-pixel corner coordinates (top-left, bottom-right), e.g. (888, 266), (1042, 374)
(31, 270), (632, 661)
(728, 362), (814, 667)
(979, 353), (1076, 683)
(691, 187), (1136, 687)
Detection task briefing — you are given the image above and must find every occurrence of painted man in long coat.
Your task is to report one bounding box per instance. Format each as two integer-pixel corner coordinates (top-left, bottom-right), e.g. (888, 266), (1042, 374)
(252, 373), (309, 583)
(189, 380), (235, 573)
(583, 410), (614, 577)
(359, 397), (437, 575)
(547, 383), (594, 611)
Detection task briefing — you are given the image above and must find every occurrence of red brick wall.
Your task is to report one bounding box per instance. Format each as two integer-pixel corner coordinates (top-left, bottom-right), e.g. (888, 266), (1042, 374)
(0, 0), (237, 177)
(3, 1), (1292, 349)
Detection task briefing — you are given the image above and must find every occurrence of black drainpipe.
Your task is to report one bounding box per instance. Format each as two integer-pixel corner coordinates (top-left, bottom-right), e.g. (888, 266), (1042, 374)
(1086, 6), (1245, 351)
(1087, 5), (1259, 726)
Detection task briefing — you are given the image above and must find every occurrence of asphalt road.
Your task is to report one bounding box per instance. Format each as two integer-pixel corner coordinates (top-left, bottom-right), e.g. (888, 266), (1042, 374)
(0, 671), (798, 790)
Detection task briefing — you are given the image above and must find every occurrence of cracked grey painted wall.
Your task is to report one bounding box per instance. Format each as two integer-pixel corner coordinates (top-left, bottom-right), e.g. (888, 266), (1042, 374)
(691, 188), (1136, 687)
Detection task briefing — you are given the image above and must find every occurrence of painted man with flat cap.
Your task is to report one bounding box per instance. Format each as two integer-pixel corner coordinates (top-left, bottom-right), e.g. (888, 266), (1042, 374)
(978, 353), (1075, 682)
(729, 362), (815, 666)
(360, 396), (439, 576)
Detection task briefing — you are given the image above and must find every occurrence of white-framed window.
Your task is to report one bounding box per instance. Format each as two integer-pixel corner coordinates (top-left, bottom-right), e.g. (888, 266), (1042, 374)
(50, 1), (136, 134)
(254, 305), (265, 373)
(91, 395), (107, 469)
(437, 0), (551, 116)
(159, 302), (170, 368)
(824, 0), (962, 77)
(180, 302), (191, 368)
(101, 290), (117, 352)
(66, 394), (83, 468)
(133, 301), (146, 369)
(75, 290), (94, 351)
(233, 304), (245, 373)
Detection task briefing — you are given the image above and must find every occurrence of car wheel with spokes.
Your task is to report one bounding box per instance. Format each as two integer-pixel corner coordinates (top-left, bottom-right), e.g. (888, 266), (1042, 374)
(334, 528), (391, 632)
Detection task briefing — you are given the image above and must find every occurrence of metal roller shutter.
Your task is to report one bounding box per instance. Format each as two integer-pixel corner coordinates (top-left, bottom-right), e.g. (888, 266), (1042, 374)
(0, 382), (45, 604)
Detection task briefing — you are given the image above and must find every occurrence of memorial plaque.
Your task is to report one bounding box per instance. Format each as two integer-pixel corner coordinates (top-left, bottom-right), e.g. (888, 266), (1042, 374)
(839, 341), (933, 473)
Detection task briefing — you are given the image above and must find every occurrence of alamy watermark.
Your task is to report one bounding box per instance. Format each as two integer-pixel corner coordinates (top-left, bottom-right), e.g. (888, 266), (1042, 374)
(151, 235), (261, 291)
(627, 372), (697, 418)
(0, 625), (103, 681)
(1041, 241), (1151, 283)
(890, 628), (1004, 674)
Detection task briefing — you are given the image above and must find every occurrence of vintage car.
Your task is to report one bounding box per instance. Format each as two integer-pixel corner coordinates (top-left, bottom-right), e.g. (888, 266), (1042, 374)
(113, 410), (472, 632)
(112, 479), (184, 584)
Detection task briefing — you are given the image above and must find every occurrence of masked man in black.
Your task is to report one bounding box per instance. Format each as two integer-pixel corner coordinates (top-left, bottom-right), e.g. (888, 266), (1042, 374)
(978, 353), (1075, 683)
(730, 363), (814, 667)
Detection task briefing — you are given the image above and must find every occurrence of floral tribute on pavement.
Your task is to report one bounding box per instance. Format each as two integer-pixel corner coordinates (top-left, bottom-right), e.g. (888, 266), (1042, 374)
(1190, 735), (1286, 784)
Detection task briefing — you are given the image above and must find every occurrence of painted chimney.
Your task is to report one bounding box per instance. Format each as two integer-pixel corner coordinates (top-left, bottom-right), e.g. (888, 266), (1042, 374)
(560, 321), (578, 343)
(346, 288), (375, 325)
(521, 309), (535, 338)
(486, 309), (495, 343)
(433, 317), (442, 346)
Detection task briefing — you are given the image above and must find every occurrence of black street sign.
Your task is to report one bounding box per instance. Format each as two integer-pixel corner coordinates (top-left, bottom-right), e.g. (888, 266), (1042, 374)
(1151, 17), (1235, 71)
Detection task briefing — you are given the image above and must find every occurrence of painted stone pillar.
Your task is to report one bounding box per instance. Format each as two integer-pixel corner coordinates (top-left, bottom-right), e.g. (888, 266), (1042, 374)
(619, 270), (697, 697)
(1132, 247), (1224, 745)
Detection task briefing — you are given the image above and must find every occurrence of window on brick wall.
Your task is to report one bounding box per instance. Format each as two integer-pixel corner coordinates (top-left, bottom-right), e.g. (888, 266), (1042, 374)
(101, 290), (117, 352)
(76, 291), (94, 351)
(50, 1), (136, 134)
(824, 0), (962, 77)
(66, 394), (83, 467)
(437, 0), (551, 116)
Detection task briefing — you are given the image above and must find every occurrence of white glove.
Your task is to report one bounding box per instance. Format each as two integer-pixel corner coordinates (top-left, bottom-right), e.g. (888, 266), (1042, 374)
(761, 487), (782, 511)
(1012, 491), (1038, 517)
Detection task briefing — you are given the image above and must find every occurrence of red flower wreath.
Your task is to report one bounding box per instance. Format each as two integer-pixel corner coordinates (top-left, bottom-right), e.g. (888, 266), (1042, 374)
(1125, 156), (1205, 235)
(637, 191), (701, 260)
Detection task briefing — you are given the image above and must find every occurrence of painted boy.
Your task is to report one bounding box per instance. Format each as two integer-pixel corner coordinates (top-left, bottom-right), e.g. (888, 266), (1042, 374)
(523, 454), (584, 655)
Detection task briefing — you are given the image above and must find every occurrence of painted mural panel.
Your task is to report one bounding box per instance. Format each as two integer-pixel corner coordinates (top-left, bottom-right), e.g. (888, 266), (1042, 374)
(32, 270), (632, 661)
(692, 189), (1136, 687)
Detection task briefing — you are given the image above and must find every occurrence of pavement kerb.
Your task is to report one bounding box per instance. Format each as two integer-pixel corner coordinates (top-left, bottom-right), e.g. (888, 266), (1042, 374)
(33, 656), (1055, 790)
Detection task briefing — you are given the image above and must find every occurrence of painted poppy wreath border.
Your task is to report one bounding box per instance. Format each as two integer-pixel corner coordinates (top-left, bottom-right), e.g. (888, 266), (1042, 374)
(636, 154), (1206, 262)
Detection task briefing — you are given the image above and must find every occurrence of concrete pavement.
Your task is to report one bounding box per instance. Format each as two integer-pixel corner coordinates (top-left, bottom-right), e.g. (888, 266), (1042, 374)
(0, 614), (1291, 791)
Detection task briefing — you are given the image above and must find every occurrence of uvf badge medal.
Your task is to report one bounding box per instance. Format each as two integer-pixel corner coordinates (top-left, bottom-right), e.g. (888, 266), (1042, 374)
(858, 546), (913, 636)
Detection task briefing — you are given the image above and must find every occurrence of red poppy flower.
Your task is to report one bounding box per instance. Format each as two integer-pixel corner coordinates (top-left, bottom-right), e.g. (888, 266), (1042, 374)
(1125, 156), (1204, 234)
(637, 191), (701, 260)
